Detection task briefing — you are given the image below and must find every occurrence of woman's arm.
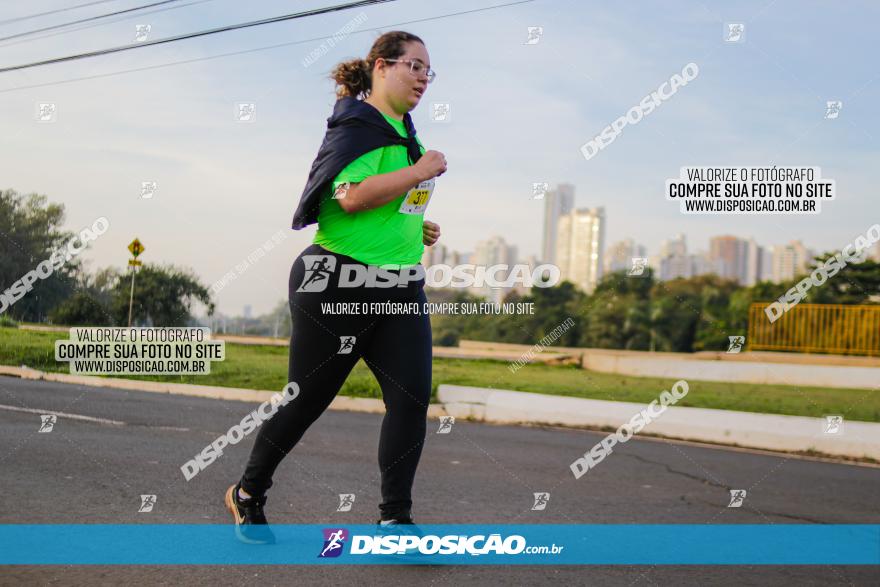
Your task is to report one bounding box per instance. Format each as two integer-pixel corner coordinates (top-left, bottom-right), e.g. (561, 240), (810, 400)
(337, 166), (423, 213)
(337, 150), (447, 213)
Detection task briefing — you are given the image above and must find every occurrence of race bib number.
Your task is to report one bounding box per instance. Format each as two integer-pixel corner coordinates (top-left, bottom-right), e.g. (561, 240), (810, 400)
(398, 178), (435, 215)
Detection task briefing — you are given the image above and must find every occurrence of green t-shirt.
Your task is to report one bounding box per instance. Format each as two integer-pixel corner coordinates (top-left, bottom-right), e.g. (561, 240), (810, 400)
(313, 112), (427, 268)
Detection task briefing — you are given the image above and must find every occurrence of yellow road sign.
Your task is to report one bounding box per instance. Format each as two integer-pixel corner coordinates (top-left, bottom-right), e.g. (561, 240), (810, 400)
(128, 259), (142, 266)
(128, 238), (145, 258)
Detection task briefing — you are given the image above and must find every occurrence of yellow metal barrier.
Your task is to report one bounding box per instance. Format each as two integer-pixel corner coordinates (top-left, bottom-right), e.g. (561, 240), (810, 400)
(748, 303), (880, 356)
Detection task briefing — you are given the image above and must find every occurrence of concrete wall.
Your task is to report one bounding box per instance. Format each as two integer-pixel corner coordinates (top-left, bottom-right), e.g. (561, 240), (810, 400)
(457, 339), (880, 390)
(438, 384), (880, 460)
(580, 353), (879, 390)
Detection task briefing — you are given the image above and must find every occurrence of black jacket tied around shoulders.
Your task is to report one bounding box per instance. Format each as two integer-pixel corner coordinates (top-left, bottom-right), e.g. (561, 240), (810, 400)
(290, 96), (423, 230)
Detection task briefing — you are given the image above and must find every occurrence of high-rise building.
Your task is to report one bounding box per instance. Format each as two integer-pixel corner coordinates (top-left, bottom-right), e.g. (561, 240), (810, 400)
(556, 207), (605, 293)
(770, 240), (813, 282)
(744, 238), (766, 285)
(472, 235), (518, 268)
(605, 239), (647, 274)
(709, 235), (750, 283)
(541, 183), (575, 265)
(658, 234), (691, 280)
(660, 233), (687, 258)
(660, 254), (694, 280)
(512, 253), (542, 297)
(760, 248), (773, 281)
(471, 235), (519, 303)
(691, 252), (712, 277)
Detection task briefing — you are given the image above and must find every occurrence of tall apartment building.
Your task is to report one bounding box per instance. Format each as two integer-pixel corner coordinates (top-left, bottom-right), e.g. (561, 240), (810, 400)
(770, 240), (813, 282)
(605, 238), (647, 274)
(744, 238), (766, 285)
(709, 235), (749, 283)
(471, 235), (519, 304)
(660, 254), (694, 280)
(660, 233), (687, 258)
(556, 207), (605, 293)
(541, 183), (575, 265)
(511, 253), (543, 297)
(658, 233), (691, 280)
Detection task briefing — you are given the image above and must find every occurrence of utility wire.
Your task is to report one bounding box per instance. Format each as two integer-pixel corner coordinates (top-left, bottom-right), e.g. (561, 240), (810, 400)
(0, 0), (394, 74)
(0, 0), (123, 26)
(0, 0), (536, 91)
(0, 1), (188, 43)
(0, 0), (214, 49)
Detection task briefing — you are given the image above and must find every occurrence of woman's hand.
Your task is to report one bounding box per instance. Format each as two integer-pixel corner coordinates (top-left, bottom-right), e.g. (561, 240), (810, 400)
(422, 220), (441, 246)
(414, 150), (447, 181)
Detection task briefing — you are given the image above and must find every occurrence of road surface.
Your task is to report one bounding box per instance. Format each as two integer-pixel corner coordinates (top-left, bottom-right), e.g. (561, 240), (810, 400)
(1, 375), (877, 585)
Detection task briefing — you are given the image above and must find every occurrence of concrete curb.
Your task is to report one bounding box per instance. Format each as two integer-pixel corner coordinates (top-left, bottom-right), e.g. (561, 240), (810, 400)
(0, 366), (448, 419)
(438, 384), (880, 460)
(4, 365), (877, 459)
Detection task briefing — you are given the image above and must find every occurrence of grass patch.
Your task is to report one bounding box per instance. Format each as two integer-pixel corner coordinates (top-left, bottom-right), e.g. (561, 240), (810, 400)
(1, 326), (877, 422)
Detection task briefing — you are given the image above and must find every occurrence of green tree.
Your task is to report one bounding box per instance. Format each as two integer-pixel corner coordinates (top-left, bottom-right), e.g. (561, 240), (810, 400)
(109, 264), (215, 326)
(728, 280), (779, 334)
(0, 190), (80, 322)
(428, 289), (488, 346)
(649, 277), (702, 352)
(692, 275), (740, 351)
(48, 268), (117, 326)
(49, 291), (112, 325)
(801, 254), (880, 305)
(579, 270), (653, 350)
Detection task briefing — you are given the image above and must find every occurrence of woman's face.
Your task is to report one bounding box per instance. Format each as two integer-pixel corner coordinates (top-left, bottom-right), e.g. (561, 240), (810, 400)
(375, 41), (431, 113)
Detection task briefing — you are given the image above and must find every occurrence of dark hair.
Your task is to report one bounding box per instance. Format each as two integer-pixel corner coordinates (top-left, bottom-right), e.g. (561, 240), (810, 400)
(330, 30), (425, 100)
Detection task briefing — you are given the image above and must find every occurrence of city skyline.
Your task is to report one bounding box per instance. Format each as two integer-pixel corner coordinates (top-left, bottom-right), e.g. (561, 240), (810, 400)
(219, 212), (875, 313)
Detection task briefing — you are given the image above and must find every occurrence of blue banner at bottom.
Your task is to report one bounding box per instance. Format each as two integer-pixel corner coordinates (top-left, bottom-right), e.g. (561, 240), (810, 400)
(0, 525), (877, 565)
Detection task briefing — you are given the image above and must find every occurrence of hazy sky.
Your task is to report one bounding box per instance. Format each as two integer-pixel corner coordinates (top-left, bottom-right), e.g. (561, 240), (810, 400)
(1, 0), (877, 315)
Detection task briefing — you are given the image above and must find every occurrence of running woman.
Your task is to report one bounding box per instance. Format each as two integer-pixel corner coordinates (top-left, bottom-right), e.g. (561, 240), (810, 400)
(225, 30), (446, 544)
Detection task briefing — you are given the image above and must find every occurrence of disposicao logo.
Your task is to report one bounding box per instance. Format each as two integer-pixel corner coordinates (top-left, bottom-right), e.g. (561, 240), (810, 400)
(318, 528), (348, 558)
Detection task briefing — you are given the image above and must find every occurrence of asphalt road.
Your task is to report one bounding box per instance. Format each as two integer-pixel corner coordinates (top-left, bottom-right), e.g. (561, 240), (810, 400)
(1, 375), (878, 586)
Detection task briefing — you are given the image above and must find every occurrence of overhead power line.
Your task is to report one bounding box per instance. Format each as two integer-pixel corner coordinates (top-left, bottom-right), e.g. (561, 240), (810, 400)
(0, 0), (123, 26)
(0, 0), (214, 49)
(0, 0), (394, 74)
(0, 0), (536, 93)
(0, 0), (186, 43)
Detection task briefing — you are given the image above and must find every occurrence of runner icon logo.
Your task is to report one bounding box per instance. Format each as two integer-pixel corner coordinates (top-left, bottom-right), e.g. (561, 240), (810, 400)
(319, 528), (348, 558)
(724, 23), (745, 43)
(629, 257), (648, 277)
(824, 415), (844, 435)
(824, 100), (842, 119)
(532, 182), (549, 199)
(436, 416), (454, 434)
(531, 492), (550, 511)
(38, 414), (57, 433)
(336, 493), (355, 512)
(524, 26), (543, 45)
(727, 336), (745, 353)
(139, 494), (157, 513)
(338, 336), (356, 354)
(297, 255), (337, 292)
(727, 490), (746, 508)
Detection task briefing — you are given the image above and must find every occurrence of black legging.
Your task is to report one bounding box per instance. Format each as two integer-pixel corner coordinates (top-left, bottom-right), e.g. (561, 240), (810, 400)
(239, 243), (432, 520)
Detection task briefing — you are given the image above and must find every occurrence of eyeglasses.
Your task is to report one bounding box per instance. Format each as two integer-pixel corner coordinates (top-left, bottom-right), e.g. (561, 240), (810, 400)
(382, 58), (436, 83)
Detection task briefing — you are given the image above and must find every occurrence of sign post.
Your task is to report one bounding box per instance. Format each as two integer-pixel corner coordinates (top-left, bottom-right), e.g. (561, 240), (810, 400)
(127, 238), (145, 327)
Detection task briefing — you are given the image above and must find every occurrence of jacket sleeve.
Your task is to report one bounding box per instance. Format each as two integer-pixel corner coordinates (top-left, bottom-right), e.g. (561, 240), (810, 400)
(292, 116), (410, 229)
